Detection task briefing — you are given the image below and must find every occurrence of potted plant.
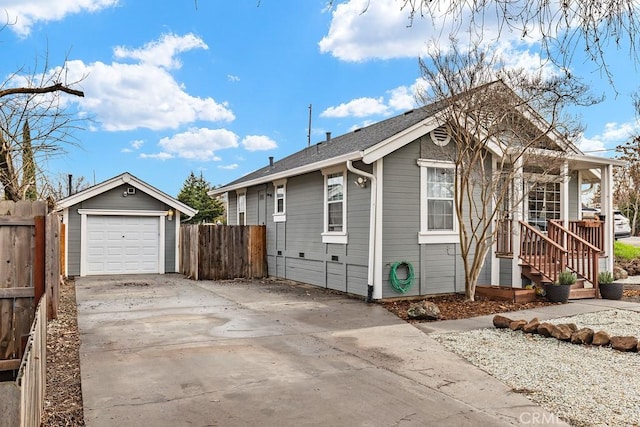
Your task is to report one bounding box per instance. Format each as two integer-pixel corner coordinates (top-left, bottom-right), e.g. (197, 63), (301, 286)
(598, 271), (624, 300)
(545, 270), (576, 303)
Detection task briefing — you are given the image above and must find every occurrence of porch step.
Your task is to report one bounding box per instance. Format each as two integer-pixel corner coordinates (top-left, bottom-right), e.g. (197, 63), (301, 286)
(568, 288), (597, 299)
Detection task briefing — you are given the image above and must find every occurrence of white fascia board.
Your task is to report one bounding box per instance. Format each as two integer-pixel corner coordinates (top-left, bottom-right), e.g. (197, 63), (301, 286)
(566, 153), (625, 167)
(77, 209), (169, 216)
(57, 172), (197, 217)
(362, 116), (441, 164)
(209, 151), (363, 196)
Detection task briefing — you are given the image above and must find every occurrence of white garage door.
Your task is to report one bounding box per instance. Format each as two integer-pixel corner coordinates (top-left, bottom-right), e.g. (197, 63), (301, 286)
(86, 216), (160, 275)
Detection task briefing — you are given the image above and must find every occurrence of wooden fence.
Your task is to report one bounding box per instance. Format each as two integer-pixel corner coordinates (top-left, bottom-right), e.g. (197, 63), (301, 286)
(180, 225), (267, 280)
(0, 295), (46, 427)
(0, 201), (60, 373)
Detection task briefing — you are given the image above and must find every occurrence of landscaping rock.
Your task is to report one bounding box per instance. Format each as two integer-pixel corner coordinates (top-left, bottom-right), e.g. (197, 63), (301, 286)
(537, 323), (560, 337)
(509, 320), (527, 331)
(610, 336), (638, 352)
(551, 324), (574, 341)
(592, 330), (611, 346)
(493, 314), (513, 329)
(571, 328), (594, 345)
(613, 265), (629, 280)
(407, 301), (441, 320)
(522, 318), (540, 333)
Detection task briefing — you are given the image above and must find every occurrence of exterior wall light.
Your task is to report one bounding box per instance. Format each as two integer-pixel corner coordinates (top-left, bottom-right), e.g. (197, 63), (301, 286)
(167, 209), (174, 221)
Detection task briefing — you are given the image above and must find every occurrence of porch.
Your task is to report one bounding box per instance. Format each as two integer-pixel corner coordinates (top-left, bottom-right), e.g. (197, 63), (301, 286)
(495, 218), (605, 299)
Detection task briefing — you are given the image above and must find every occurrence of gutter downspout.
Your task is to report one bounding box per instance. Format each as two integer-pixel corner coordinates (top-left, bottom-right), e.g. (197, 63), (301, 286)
(347, 160), (377, 302)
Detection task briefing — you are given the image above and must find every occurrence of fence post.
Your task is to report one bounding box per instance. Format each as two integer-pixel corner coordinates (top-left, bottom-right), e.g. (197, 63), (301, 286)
(33, 217), (45, 307)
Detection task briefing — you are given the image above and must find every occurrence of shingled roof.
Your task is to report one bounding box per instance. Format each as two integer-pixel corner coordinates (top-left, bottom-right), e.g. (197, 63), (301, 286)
(217, 100), (448, 191)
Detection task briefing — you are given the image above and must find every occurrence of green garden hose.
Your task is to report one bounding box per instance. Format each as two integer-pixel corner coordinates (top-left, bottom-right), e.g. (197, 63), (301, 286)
(390, 261), (414, 294)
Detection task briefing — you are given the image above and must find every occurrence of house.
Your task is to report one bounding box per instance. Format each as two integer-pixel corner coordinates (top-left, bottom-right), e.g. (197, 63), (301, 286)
(210, 84), (623, 300)
(56, 172), (197, 277)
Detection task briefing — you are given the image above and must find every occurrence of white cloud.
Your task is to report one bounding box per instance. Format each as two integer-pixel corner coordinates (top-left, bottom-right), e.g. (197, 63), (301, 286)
(0, 0), (119, 37)
(321, 97), (390, 118)
(121, 139), (144, 153)
(579, 120), (640, 155)
(58, 34), (235, 131)
(227, 74), (240, 82)
(319, 0), (542, 62)
(320, 78), (426, 120)
(139, 152), (173, 160)
(114, 33), (207, 69)
(218, 163), (239, 170)
(241, 135), (277, 151)
(577, 136), (607, 155)
(156, 128), (239, 161)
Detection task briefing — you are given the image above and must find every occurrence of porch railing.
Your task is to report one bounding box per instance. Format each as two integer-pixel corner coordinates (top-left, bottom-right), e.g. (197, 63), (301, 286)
(561, 220), (604, 253)
(519, 221), (568, 284)
(548, 220), (600, 288)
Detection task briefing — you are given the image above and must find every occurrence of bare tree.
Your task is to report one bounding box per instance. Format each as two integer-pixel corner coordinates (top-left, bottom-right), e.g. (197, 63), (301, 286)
(418, 42), (598, 300)
(41, 173), (90, 201)
(0, 56), (85, 201)
(613, 92), (640, 235)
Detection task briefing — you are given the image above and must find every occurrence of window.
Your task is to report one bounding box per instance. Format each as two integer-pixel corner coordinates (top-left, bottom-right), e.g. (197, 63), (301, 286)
(418, 159), (458, 244)
(236, 190), (246, 225)
(322, 167), (347, 244)
(272, 179), (286, 222)
(526, 180), (560, 231)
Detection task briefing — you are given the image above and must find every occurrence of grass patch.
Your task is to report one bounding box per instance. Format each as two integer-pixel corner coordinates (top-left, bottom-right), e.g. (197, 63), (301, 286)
(614, 240), (640, 260)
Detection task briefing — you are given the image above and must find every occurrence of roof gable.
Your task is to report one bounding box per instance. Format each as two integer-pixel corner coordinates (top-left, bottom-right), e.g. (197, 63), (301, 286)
(56, 172), (197, 217)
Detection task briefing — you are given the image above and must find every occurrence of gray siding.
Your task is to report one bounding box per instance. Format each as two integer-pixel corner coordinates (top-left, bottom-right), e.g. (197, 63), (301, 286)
(499, 258), (512, 286)
(382, 140), (422, 297)
(66, 184), (176, 276)
(381, 136), (492, 298)
(242, 165), (371, 296)
(165, 221), (177, 273)
(568, 171), (579, 220)
(227, 191), (238, 225)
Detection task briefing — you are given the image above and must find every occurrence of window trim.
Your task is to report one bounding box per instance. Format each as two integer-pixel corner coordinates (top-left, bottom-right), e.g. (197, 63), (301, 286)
(418, 159), (458, 244)
(321, 166), (348, 244)
(272, 179), (287, 222)
(236, 189), (246, 225)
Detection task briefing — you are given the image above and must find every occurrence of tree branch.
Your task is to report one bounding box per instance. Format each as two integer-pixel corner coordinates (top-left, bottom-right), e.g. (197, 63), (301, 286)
(0, 83), (84, 99)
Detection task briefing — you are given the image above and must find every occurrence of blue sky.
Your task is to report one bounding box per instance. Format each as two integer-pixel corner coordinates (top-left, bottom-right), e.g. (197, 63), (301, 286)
(1, 0), (638, 197)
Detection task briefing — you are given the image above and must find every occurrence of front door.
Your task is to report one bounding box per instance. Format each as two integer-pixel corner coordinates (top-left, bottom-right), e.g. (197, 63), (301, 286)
(526, 181), (561, 231)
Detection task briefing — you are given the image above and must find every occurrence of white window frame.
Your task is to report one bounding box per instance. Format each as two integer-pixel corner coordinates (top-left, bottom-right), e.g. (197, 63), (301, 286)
(236, 189), (246, 225)
(272, 179), (287, 222)
(321, 166), (348, 244)
(418, 159), (458, 244)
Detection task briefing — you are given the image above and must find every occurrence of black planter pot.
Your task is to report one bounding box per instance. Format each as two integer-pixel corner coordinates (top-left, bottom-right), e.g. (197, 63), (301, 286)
(599, 282), (624, 300)
(545, 284), (571, 303)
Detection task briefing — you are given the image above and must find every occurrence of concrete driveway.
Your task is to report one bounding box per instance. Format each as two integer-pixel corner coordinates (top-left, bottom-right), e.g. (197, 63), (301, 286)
(76, 275), (563, 426)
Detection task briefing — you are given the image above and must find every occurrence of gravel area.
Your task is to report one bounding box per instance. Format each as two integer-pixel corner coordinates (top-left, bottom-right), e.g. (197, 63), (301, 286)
(432, 309), (640, 427)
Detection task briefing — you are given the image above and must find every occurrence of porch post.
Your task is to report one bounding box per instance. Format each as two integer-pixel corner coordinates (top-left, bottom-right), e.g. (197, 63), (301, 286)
(561, 161), (569, 226)
(601, 164), (614, 272)
(511, 157), (524, 288)
(491, 155), (500, 285)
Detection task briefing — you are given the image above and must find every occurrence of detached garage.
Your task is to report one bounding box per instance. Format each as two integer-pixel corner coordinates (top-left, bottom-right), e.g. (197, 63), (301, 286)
(56, 172), (197, 277)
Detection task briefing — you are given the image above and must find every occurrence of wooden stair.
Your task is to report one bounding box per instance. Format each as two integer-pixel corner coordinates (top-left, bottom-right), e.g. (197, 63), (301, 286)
(520, 262), (596, 300)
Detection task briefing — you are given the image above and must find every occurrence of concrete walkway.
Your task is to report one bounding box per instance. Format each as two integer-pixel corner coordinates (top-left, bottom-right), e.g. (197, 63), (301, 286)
(75, 275), (636, 426)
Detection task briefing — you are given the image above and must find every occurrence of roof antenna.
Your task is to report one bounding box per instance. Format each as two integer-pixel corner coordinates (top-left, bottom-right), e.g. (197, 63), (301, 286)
(307, 104), (312, 147)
